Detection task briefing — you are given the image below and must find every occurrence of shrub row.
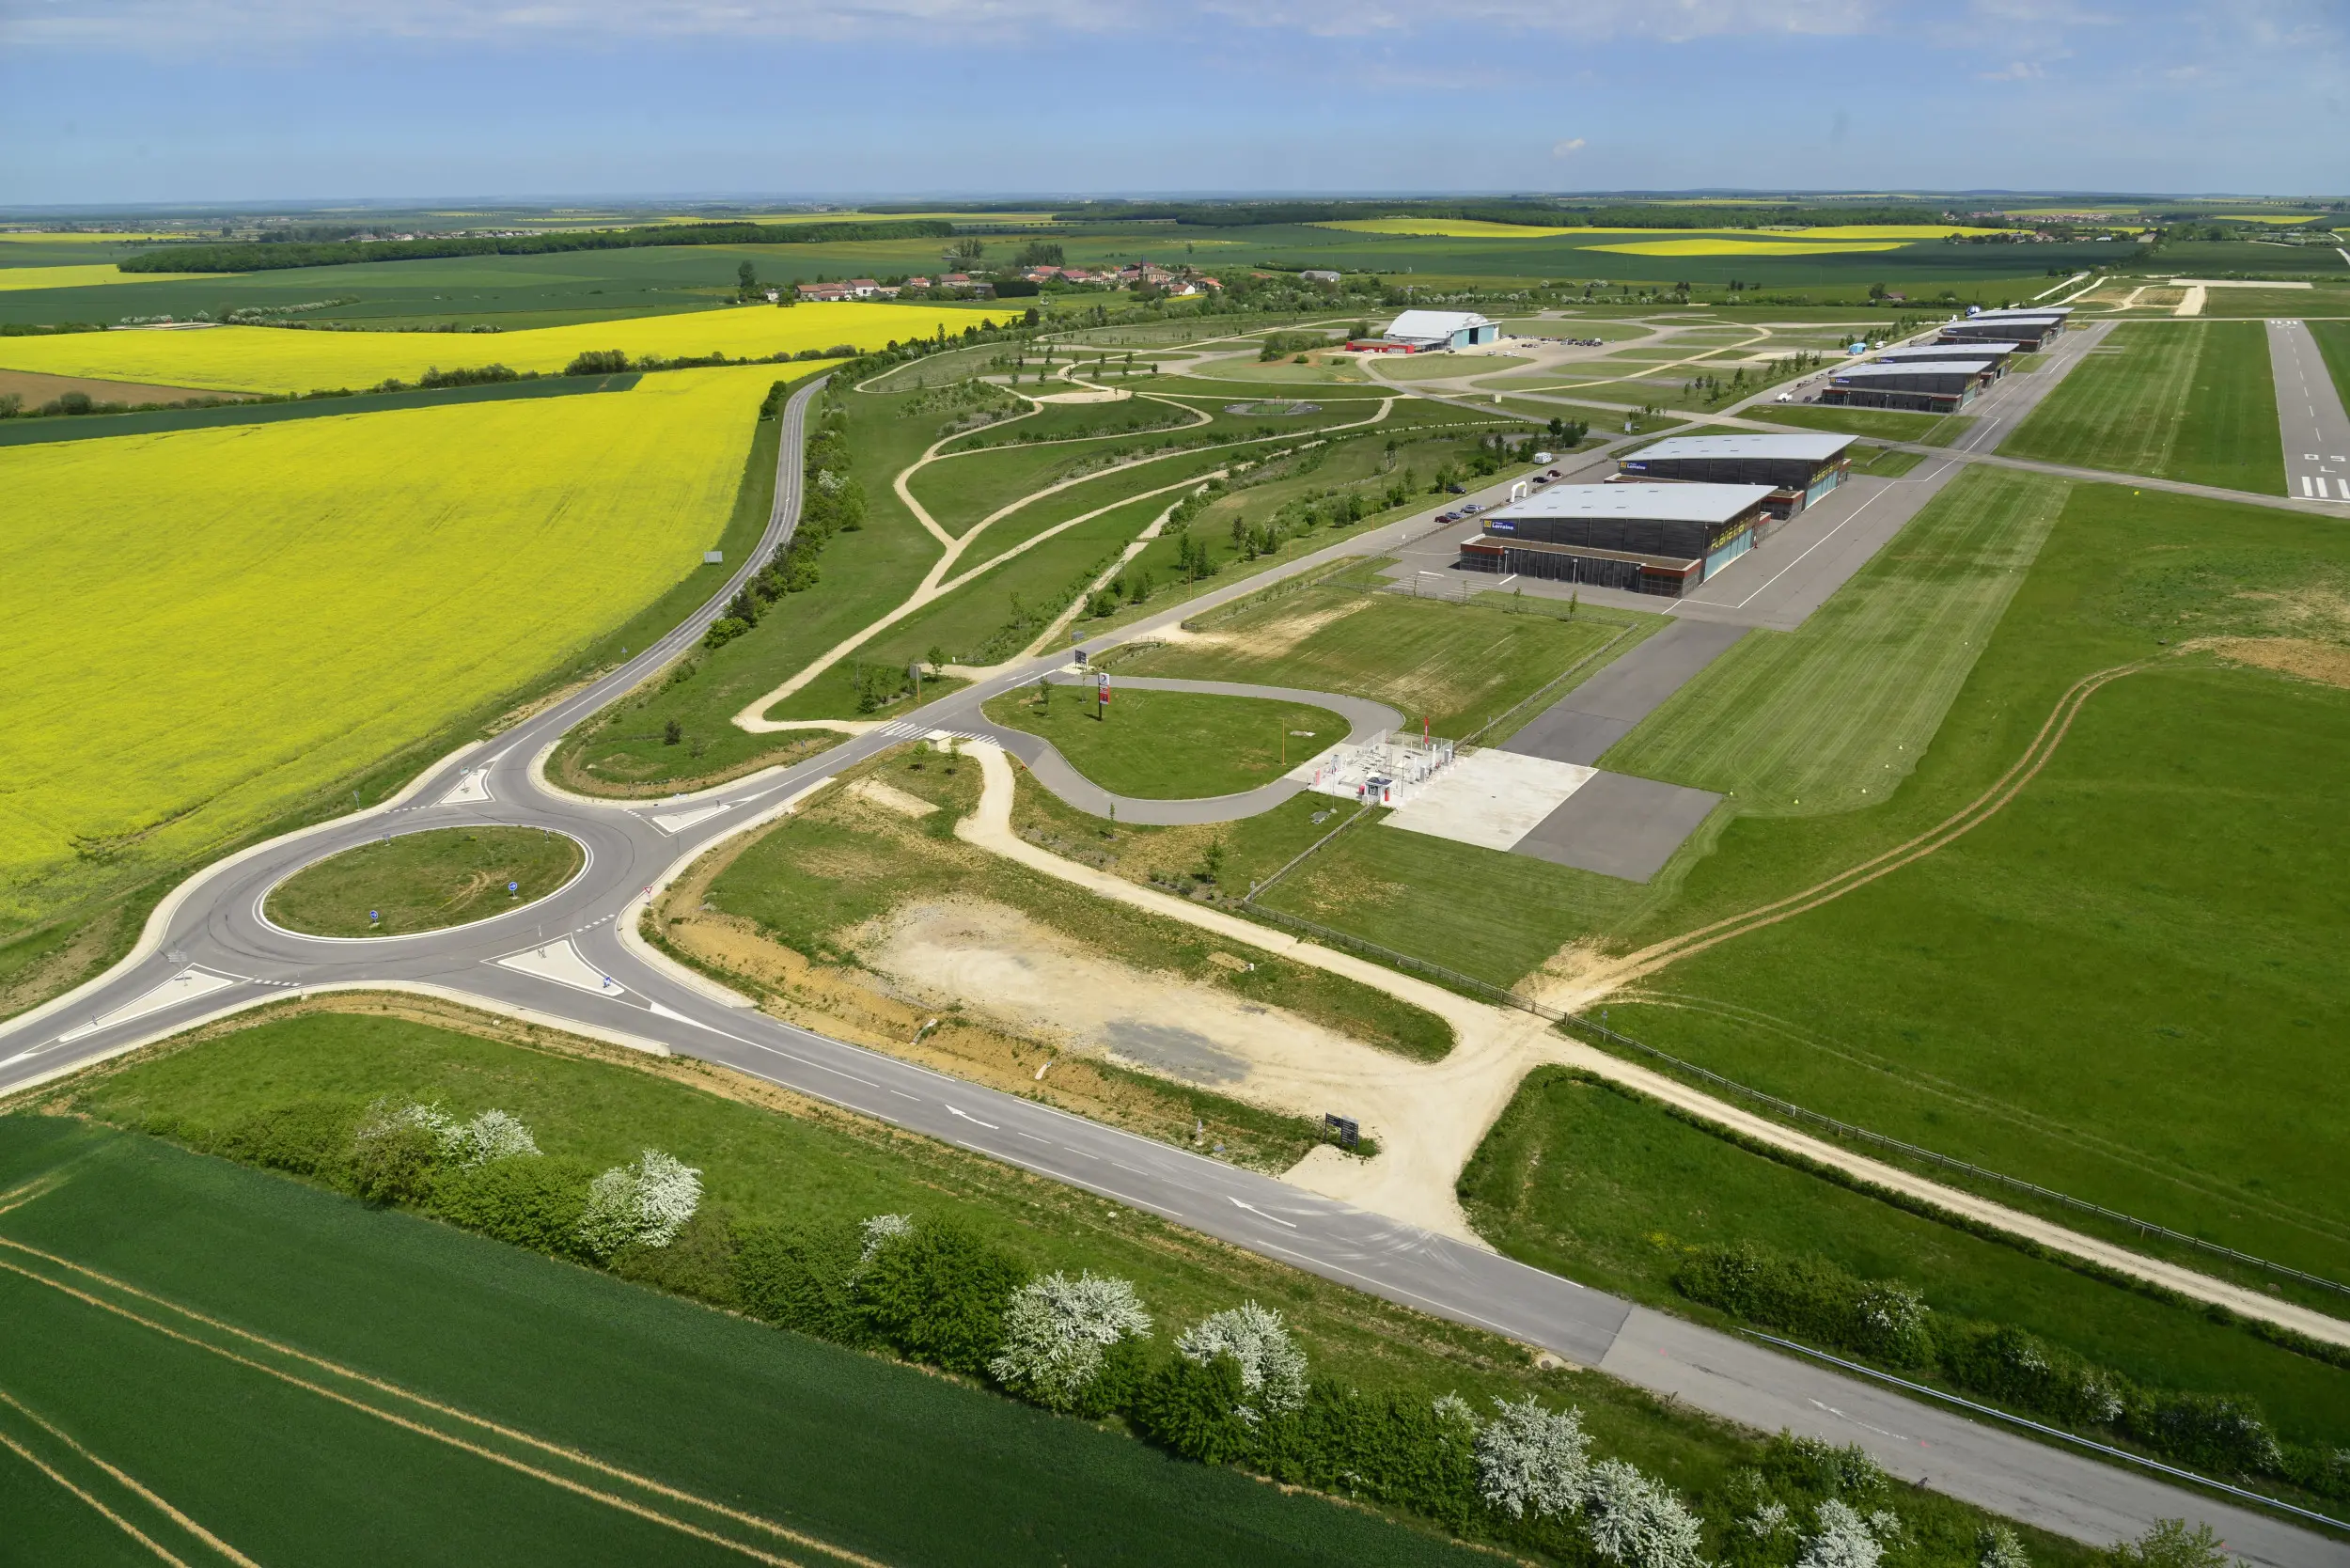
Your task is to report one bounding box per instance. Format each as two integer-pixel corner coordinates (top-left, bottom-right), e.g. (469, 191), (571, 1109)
(1673, 1241), (2347, 1498)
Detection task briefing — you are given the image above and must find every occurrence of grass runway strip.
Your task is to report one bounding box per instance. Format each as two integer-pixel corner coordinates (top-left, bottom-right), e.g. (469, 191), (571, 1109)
(1999, 321), (2284, 492)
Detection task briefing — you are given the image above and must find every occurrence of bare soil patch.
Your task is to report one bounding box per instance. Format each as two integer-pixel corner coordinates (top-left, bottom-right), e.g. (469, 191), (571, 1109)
(0, 367), (244, 406)
(2210, 636), (2350, 690)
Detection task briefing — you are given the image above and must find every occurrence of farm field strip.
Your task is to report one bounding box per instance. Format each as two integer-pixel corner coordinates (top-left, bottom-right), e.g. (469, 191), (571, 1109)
(0, 302), (1020, 394)
(0, 264), (212, 290)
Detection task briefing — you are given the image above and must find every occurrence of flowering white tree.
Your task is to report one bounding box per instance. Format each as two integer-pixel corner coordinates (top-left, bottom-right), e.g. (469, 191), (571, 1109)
(988, 1271), (1152, 1409)
(858, 1213), (913, 1265)
(356, 1101), (538, 1167)
(1582, 1458), (1708, 1568)
(1744, 1501), (1794, 1542)
(1475, 1396), (1590, 1520)
(446, 1108), (540, 1167)
(577, 1149), (702, 1257)
(1175, 1302), (1308, 1421)
(1980, 1526), (2031, 1568)
(1799, 1499), (1886, 1568)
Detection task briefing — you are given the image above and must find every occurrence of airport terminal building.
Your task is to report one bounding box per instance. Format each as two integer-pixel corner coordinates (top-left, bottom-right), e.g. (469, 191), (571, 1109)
(1458, 482), (1777, 598)
(1612, 432), (1854, 517)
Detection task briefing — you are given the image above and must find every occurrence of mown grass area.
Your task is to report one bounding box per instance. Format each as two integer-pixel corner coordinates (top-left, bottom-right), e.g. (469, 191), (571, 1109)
(2000, 321), (2285, 492)
(1599, 481), (2350, 1282)
(982, 686), (1347, 799)
(1604, 466), (2067, 815)
(2312, 320), (2350, 416)
(712, 748), (1455, 1068)
(846, 492), (1171, 675)
(1458, 1071), (2350, 1467)
(552, 383), (946, 783)
(1117, 581), (1656, 739)
(1746, 403), (1975, 447)
(0, 1113), (1488, 1567)
(3, 363), (788, 938)
(263, 826), (582, 937)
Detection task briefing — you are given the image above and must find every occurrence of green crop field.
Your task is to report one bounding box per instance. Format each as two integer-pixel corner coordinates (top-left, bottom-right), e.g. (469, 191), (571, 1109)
(0, 363), (797, 936)
(1119, 584), (1655, 738)
(1603, 467), (2068, 815)
(982, 686), (1346, 798)
(0, 1115), (1487, 1567)
(1599, 481), (2350, 1280)
(1458, 1072), (2350, 1464)
(263, 826), (584, 936)
(2000, 321), (2285, 492)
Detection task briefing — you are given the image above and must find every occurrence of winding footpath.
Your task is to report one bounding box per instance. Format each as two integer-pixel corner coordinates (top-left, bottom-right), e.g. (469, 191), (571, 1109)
(2, 379), (2344, 1567)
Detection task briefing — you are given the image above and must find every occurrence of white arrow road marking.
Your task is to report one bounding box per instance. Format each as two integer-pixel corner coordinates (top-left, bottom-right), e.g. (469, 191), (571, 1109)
(1229, 1197), (1299, 1229)
(947, 1105), (1000, 1130)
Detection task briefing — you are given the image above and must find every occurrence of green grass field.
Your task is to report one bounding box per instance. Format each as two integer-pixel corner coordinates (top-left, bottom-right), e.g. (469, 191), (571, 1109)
(2000, 322), (2285, 492)
(1458, 1072), (2350, 1457)
(1597, 481), (2350, 1280)
(263, 826), (584, 936)
(1118, 583), (1655, 739)
(2311, 320), (2350, 418)
(0, 1115), (1489, 1567)
(982, 687), (1346, 799)
(0, 363), (791, 937)
(1603, 467), (2068, 815)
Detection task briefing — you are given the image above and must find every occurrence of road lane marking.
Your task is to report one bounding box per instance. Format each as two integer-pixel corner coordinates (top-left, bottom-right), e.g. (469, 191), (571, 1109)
(946, 1105), (1000, 1130)
(1229, 1197), (1299, 1229)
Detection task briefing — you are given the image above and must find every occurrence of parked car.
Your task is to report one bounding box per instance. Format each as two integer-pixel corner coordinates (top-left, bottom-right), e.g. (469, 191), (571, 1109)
(1446, 482), (1467, 494)
(1774, 392), (1795, 402)
(1462, 502), (1482, 514)
(1544, 468), (1563, 478)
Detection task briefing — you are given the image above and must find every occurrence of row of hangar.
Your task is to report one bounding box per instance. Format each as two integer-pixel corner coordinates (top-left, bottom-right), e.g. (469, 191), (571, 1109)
(1818, 306), (2076, 416)
(1451, 307), (2074, 599)
(1456, 432), (1852, 599)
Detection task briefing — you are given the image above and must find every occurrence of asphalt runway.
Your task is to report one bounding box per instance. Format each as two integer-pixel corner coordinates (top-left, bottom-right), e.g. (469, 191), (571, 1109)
(2267, 318), (2350, 504)
(3, 377), (2342, 1567)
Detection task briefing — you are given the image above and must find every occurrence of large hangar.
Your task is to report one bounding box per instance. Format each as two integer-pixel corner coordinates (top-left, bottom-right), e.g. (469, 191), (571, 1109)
(1823, 358), (1998, 413)
(1375, 309), (1499, 351)
(1613, 431), (1854, 517)
(1458, 482), (1776, 598)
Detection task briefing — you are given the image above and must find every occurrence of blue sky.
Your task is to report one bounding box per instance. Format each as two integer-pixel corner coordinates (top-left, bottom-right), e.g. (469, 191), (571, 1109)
(3, 1), (2344, 206)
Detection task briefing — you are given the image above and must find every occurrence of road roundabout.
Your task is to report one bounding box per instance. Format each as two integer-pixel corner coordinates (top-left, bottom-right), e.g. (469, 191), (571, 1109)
(3, 377), (2342, 1568)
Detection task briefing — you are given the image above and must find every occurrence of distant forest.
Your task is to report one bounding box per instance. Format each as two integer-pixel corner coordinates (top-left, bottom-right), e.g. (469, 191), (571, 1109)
(118, 219), (958, 274)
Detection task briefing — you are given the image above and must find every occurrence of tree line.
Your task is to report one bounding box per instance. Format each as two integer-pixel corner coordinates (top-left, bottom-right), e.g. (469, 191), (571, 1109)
(116, 217), (959, 274)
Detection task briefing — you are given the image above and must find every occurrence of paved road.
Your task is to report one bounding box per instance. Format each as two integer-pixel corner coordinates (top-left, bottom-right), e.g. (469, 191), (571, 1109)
(3, 381), (2342, 1568)
(2267, 319), (2350, 503)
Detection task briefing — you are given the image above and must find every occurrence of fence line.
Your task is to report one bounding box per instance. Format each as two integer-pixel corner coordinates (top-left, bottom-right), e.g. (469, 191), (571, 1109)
(1228, 902), (2348, 1300)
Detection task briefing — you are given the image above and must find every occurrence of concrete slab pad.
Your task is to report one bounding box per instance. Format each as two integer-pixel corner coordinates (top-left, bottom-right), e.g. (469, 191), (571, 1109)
(1384, 747), (1596, 852)
(1510, 772), (1724, 883)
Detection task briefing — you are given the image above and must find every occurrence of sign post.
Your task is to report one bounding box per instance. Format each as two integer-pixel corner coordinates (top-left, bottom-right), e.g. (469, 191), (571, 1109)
(1095, 671), (1110, 722)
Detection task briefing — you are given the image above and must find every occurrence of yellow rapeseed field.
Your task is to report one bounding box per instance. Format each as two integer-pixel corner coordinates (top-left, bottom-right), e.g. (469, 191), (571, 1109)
(1589, 238), (1910, 257)
(0, 264), (209, 290)
(1779, 225), (2008, 239)
(0, 364), (795, 926)
(0, 301), (1016, 394)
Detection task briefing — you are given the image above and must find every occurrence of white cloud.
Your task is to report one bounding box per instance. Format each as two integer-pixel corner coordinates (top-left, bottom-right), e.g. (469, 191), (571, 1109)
(1978, 60), (2045, 79)
(1552, 137), (1588, 157)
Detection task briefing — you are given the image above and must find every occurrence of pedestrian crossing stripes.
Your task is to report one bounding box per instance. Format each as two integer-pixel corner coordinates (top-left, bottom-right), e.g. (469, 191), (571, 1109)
(2296, 475), (2350, 500)
(875, 723), (983, 742)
